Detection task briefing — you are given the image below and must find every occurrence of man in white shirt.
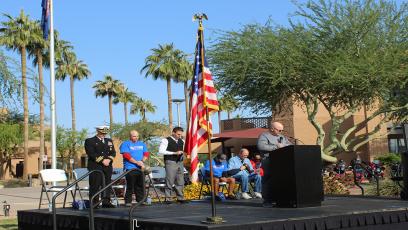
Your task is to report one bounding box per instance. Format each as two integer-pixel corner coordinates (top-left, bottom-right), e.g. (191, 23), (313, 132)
(158, 127), (188, 204)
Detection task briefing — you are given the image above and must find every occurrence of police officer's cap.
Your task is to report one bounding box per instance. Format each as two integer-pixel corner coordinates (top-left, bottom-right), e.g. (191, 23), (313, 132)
(95, 125), (109, 134)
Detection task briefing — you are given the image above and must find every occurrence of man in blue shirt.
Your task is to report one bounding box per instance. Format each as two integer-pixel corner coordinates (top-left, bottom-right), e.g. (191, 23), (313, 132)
(228, 148), (262, 199)
(204, 153), (236, 200)
(120, 130), (149, 206)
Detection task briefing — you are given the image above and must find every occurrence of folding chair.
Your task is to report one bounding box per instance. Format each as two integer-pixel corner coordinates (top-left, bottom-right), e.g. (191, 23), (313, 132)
(38, 169), (75, 209)
(198, 167), (227, 199)
(111, 168), (126, 205)
(146, 166), (166, 203)
(72, 168), (89, 202)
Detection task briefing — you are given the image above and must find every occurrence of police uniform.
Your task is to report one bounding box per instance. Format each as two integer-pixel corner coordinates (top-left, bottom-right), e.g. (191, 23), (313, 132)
(84, 126), (116, 206)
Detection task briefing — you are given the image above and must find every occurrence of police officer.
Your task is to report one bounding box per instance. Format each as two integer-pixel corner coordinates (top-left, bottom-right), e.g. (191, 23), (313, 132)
(85, 125), (116, 208)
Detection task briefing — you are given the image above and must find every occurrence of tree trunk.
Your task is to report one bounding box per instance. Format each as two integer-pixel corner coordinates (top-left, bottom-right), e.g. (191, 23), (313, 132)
(227, 111), (232, 120)
(124, 102), (128, 125)
(304, 95), (336, 162)
(21, 47), (29, 180)
(70, 76), (76, 133)
(70, 76), (80, 167)
(37, 51), (45, 172)
(109, 94), (113, 130)
(167, 78), (173, 129)
(142, 108), (146, 122)
(184, 81), (189, 127)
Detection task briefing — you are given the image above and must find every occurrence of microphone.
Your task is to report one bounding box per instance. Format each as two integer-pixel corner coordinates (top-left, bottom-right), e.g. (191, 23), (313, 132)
(278, 136), (283, 144)
(285, 136), (304, 145)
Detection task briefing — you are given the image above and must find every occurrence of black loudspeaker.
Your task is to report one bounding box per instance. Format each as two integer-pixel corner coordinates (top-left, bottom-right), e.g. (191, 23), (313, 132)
(263, 145), (323, 208)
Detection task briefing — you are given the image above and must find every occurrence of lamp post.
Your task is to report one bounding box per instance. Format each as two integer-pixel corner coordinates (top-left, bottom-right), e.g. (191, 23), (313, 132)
(172, 99), (185, 127)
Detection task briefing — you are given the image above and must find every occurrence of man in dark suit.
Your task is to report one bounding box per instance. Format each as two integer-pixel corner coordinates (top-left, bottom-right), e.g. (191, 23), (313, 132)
(85, 125), (116, 208)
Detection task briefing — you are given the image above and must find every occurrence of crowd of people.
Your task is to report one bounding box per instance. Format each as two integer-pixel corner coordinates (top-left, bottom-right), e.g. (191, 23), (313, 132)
(84, 121), (292, 207)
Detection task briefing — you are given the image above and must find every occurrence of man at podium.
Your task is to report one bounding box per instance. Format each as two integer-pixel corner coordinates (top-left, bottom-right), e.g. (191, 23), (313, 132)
(257, 121), (292, 207)
(257, 121), (292, 156)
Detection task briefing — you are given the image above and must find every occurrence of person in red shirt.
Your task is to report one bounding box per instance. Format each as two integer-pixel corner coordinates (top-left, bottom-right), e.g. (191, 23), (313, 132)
(250, 153), (264, 177)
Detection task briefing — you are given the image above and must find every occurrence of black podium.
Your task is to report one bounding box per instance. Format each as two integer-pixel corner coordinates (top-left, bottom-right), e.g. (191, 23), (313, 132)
(263, 145), (323, 208)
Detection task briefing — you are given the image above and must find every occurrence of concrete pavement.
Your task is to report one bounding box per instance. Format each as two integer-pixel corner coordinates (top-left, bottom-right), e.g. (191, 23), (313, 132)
(0, 186), (76, 218)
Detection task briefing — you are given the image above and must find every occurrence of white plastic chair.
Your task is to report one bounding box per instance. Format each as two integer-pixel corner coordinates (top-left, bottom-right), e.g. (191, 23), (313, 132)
(38, 169), (75, 209)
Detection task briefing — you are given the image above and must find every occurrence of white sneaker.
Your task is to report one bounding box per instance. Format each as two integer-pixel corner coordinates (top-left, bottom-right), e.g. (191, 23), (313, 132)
(241, 192), (252, 199)
(254, 192), (262, 199)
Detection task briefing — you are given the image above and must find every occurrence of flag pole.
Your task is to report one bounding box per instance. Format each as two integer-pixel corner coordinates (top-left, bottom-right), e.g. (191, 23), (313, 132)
(49, 0), (57, 170)
(194, 14), (224, 224)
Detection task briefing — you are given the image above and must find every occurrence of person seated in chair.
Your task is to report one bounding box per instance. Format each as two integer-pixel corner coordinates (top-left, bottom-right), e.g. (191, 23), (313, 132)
(228, 148), (262, 199)
(250, 153), (264, 177)
(204, 153), (237, 200)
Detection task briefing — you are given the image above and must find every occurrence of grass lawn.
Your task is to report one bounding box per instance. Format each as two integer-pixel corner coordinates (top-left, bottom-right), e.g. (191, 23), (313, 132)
(0, 218), (17, 230)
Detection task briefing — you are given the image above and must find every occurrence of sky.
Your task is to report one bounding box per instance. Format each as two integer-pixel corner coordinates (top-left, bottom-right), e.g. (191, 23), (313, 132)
(1, 0), (320, 134)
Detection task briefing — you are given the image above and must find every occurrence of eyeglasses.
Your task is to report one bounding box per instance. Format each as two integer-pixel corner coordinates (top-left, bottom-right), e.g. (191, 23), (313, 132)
(274, 128), (283, 132)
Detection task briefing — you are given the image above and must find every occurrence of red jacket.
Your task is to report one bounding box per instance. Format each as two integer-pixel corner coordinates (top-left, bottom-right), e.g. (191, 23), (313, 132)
(250, 160), (264, 176)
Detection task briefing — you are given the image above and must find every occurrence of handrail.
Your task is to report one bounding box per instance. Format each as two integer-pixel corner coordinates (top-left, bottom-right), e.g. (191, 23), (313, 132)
(89, 168), (138, 230)
(128, 172), (148, 230)
(52, 170), (105, 230)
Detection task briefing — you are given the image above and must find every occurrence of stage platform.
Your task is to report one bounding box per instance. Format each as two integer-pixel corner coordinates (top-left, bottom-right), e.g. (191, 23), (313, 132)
(18, 196), (408, 230)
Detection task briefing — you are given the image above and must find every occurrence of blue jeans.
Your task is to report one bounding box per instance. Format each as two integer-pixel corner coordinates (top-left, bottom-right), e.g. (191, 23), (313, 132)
(232, 171), (262, 193)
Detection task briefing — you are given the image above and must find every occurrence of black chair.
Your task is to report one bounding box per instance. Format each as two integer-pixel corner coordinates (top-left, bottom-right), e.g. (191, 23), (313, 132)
(198, 167), (227, 199)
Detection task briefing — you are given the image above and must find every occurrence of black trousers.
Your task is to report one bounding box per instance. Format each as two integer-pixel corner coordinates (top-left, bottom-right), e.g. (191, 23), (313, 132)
(125, 170), (144, 203)
(88, 162), (112, 204)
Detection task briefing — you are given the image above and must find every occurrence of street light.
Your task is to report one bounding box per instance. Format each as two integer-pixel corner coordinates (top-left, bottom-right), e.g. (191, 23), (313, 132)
(172, 99), (185, 127)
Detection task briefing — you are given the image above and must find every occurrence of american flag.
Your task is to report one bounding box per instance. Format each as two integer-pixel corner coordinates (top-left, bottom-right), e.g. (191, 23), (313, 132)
(185, 25), (219, 183)
(41, 0), (50, 39)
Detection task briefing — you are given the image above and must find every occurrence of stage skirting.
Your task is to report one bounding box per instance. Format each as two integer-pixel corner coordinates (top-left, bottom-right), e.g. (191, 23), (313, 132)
(18, 196), (408, 230)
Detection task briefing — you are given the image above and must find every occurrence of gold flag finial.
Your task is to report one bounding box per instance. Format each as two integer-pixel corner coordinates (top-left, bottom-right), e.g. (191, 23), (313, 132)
(193, 13), (208, 27)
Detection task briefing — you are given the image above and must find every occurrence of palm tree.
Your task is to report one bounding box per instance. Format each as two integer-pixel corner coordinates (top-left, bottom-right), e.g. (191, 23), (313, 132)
(113, 87), (137, 125)
(130, 97), (157, 122)
(56, 51), (91, 134)
(93, 75), (124, 129)
(173, 57), (193, 126)
(218, 95), (239, 130)
(27, 21), (48, 171)
(141, 43), (184, 129)
(0, 10), (41, 179)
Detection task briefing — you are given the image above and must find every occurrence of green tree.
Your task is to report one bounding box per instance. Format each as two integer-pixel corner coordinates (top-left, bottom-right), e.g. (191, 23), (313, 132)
(141, 43), (184, 130)
(27, 20), (48, 172)
(113, 87), (137, 125)
(210, 0), (407, 162)
(0, 111), (42, 179)
(0, 49), (20, 106)
(0, 123), (23, 179)
(0, 10), (42, 178)
(56, 51), (90, 165)
(56, 127), (88, 169)
(173, 57), (193, 126)
(218, 94), (239, 129)
(93, 75), (124, 130)
(130, 97), (157, 122)
(56, 51), (91, 134)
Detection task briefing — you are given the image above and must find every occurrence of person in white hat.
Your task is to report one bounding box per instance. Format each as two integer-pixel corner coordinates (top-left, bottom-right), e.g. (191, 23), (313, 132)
(84, 125), (116, 208)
